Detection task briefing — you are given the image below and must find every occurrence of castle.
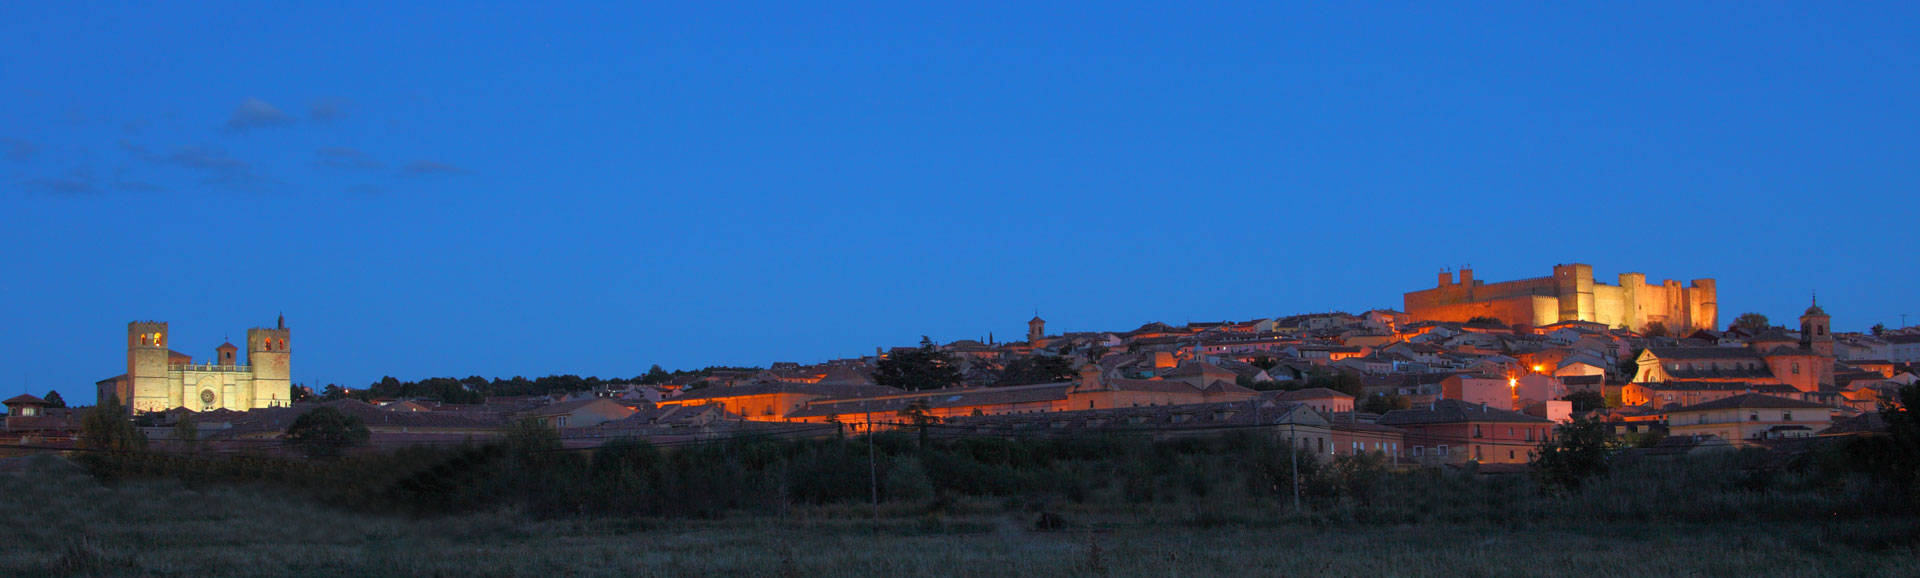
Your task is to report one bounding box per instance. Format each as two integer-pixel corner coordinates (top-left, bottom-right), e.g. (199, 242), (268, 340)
(95, 317), (293, 413)
(1404, 264), (1717, 334)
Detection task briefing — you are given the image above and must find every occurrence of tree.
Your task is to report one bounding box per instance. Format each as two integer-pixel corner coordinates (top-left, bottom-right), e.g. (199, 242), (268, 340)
(283, 406), (370, 458)
(1643, 321), (1669, 338)
(997, 355), (1075, 386)
(42, 390), (66, 408)
(1561, 390), (1606, 413)
(1249, 356), (1278, 370)
(1731, 312), (1771, 333)
(319, 384), (349, 401)
(1873, 323), (1888, 337)
(1304, 369), (1365, 398)
(640, 364), (673, 384)
(79, 395), (146, 452)
(1616, 348), (1645, 381)
(1359, 394), (1409, 414)
(872, 337), (963, 391)
(289, 385), (313, 403)
(1466, 316), (1505, 326)
(1531, 416), (1613, 491)
(173, 412), (199, 450)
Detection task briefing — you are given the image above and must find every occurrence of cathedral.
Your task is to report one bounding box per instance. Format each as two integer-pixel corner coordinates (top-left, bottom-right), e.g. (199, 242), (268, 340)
(95, 317), (294, 413)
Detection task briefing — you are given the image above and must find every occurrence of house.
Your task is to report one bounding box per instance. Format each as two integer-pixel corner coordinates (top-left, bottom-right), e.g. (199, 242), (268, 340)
(1663, 394), (1834, 447)
(938, 400), (1337, 458)
(518, 398), (639, 429)
(1328, 414), (1406, 459)
(656, 381), (901, 421)
(1273, 388), (1354, 415)
(1620, 380), (1806, 409)
(1379, 399), (1555, 465)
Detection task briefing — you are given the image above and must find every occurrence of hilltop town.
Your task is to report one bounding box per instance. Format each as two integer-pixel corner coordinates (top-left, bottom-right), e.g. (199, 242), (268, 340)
(6, 263), (1916, 466)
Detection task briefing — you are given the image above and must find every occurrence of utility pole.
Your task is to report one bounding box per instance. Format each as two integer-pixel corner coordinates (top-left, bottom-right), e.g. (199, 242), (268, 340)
(1289, 422), (1300, 512)
(866, 409), (877, 527)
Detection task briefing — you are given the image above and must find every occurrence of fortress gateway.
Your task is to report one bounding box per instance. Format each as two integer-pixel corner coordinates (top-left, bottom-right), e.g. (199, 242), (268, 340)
(1403, 264), (1717, 334)
(96, 317), (293, 413)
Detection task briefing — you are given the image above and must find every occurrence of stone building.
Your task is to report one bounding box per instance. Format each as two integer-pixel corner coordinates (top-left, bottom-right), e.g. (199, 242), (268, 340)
(95, 317), (294, 413)
(1404, 263), (1717, 334)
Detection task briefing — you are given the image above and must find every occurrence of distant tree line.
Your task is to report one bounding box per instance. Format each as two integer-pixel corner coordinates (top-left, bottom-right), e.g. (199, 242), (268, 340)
(315, 365), (766, 404)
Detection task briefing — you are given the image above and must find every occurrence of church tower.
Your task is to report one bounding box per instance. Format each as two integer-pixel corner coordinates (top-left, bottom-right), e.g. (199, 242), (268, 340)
(1028, 315), (1046, 345)
(1800, 297), (1833, 358)
(245, 315), (292, 409)
(126, 321), (170, 412)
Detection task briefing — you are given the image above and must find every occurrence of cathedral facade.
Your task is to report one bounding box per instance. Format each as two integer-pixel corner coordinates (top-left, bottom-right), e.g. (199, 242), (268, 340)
(96, 317), (293, 413)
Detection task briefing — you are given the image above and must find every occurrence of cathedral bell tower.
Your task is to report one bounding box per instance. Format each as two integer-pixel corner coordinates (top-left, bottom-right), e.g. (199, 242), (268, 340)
(1800, 297), (1833, 358)
(125, 321), (170, 412)
(1028, 315), (1046, 346)
(245, 315), (293, 409)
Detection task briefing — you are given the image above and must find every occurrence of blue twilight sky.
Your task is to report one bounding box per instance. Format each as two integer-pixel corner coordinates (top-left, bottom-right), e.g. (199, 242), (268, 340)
(3, 2), (1917, 403)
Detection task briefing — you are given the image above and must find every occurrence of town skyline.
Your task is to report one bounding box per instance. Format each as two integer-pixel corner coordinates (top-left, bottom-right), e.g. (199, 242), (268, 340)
(13, 259), (1912, 406)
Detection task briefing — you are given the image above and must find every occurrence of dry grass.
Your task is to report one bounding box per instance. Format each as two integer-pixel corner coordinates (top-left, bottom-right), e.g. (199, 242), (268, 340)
(3, 454), (1916, 577)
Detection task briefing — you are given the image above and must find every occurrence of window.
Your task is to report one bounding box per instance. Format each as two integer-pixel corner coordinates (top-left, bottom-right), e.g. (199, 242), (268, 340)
(1750, 412), (1759, 422)
(1509, 450), (1515, 460)
(1792, 362), (1800, 375)
(1473, 425), (1483, 438)
(1784, 411), (1793, 421)
(1438, 445), (1449, 456)
(1474, 446), (1483, 459)
(1526, 428), (1534, 442)
(1508, 427), (1515, 436)
(1413, 446), (1424, 457)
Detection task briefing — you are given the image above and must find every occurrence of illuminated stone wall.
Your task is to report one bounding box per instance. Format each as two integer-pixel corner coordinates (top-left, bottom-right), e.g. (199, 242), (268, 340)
(111, 320), (293, 412)
(1405, 264), (1716, 333)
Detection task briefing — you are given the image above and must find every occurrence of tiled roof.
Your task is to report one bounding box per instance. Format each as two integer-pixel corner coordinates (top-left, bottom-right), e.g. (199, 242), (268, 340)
(1647, 347), (1765, 360)
(1669, 393), (1831, 412)
(1276, 388), (1353, 401)
(667, 382), (901, 402)
(3, 394), (48, 406)
(1378, 399), (1551, 426)
(786, 382), (1076, 418)
(1638, 381), (1798, 393)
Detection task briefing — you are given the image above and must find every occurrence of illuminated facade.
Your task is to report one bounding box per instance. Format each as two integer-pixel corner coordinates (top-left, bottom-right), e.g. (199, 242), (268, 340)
(96, 318), (293, 413)
(1404, 263), (1717, 334)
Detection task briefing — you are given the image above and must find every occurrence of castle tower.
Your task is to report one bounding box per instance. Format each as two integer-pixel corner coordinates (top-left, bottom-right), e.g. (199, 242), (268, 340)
(216, 342), (238, 366)
(1800, 297), (1833, 358)
(246, 317), (292, 409)
(1028, 315), (1046, 344)
(1551, 264), (1596, 324)
(125, 321), (170, 412)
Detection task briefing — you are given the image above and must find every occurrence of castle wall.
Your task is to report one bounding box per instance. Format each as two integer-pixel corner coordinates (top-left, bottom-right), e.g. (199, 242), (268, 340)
(1406, 265), (1716, 333)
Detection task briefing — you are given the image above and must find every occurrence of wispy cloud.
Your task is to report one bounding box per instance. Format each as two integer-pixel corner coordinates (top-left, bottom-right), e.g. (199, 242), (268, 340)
(401, 160), (470, 175)
(225, 98), (292, 131)
(22, 177), (97, 195)
(310, 98), (350, 122)
(159, 145), (248, 170)
(315, 146), (384, 170)
(4, 138), (37, 162)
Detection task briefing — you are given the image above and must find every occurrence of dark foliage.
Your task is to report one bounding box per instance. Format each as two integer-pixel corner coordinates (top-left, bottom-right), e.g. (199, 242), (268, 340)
(997, 356), (1076, 386)
(1531, 416), (1612, 491)
(1360, 394), (1410, 414)
(42, 390), (66, 408)
(283, 407), (371, 459)
(1561, 390), (1606, 413)
(873, 337), (963, 391)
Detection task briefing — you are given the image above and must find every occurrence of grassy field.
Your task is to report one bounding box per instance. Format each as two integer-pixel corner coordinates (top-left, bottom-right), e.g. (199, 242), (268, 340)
(4, 455), (1918, 577)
